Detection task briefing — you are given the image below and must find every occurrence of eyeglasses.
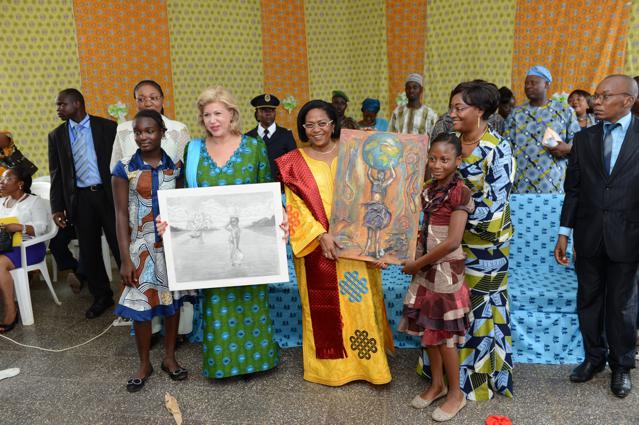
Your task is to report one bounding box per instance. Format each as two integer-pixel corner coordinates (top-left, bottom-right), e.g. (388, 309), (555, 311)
(302, 120), (333, 130)
(592, 92), (632, 102)
(136, 96), (163, 103)
(449, 106), (470, 114)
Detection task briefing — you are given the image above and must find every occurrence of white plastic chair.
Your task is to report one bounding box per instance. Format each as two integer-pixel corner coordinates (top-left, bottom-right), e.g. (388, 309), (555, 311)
(30, 182), (113, 282)
(10, 216), (60, 326)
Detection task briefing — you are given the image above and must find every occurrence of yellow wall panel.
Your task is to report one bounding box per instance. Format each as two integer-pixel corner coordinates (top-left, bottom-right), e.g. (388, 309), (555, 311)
(305, 0), (390, 120)
(625, 0), (639, 77)
(425, 0), (516, 114)
(0, 0), (81, 176)
(167, 0), (264, 136)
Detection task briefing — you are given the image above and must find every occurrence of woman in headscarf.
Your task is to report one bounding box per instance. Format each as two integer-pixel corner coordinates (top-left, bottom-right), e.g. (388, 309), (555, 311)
(357, 98), (388, 131)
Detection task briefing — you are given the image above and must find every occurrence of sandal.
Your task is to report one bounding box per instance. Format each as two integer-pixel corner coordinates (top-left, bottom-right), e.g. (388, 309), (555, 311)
(161, 362), (188, 381)
(126, 367), (153, 393)
(0, 309), (20, 334)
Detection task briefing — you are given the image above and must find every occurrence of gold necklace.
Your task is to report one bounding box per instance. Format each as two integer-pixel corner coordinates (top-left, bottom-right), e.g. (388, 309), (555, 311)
(461, 135), (481, 145)
(461, 128), (487, 145)
(311, 142), (337, 155)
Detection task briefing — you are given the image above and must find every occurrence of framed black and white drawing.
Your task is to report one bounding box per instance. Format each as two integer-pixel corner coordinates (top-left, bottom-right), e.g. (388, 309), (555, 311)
(158, 182), (289, 290)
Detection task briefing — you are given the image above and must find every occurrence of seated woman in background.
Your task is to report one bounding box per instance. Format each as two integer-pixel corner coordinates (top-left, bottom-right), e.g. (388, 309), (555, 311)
(0, 131), (38, 177)
(358, 98), (388, 131)
(110, 80), (191, 170)
(568, 89), (596, 128)
(0, 165), (50, 333)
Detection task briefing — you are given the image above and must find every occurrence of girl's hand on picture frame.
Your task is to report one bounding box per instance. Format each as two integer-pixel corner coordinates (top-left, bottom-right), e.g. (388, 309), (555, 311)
(280, 207), (290, 241)
(367, 260), (388, 270)
(156, 215), (168, 237)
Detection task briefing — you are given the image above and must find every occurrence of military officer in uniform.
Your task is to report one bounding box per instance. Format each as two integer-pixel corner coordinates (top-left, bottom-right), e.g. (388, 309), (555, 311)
(245, 93), (297, 180)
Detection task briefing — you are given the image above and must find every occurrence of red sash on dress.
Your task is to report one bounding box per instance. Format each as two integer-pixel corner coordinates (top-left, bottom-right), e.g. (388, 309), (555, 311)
(276, 150), (346, 359)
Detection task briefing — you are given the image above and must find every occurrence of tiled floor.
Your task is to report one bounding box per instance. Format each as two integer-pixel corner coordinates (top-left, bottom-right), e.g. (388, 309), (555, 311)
(1, 276), (638, 425)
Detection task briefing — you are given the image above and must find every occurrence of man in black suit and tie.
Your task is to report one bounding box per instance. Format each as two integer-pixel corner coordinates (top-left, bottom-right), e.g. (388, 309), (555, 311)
(245, 94), (297, 179)
(555, 75), (639, 398)
(48, 88), (121, 319)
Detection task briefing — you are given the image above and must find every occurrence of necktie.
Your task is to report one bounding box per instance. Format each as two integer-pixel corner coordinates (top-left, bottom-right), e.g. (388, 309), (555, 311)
(263, 128), (270, 141)
(71, 125), (90, 182)
(603, 123), (620, 175)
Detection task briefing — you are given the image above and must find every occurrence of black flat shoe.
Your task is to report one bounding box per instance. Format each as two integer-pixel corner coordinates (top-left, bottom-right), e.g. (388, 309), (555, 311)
(85, 297), (114, 319)
(611, 369), (632, 398)
(569, 359), (606, 382)
(161, 362), (188, 381)
(0, 308), (20, 334)
(126, 367), (153, 393)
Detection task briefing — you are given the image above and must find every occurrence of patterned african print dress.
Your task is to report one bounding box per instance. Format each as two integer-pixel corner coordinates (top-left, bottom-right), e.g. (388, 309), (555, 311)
(184, 136), (279, 379)
(503, 100), (580, 194)
(279, 149), (393, 386)
(417, 129), (516, 401)
(113, 150), (195, 321)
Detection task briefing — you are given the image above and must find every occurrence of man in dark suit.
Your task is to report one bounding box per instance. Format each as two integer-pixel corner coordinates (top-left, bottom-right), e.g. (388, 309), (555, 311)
(555, 75), (639, 398)
(245, 94), (297, 179)
(48, 88), (121, 319)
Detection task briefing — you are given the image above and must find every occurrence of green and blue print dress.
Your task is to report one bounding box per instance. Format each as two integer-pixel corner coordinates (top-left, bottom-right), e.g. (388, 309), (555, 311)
(184, 135), (279, 378)
(418, 129), (516, 401)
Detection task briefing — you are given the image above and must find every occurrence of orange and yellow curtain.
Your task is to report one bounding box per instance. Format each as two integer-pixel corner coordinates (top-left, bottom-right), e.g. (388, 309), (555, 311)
(259, 0), (310, 133)
(386, 0), (428, 113)
(511, 0), (631, 103)
(1, 0), (638, 176)
(73, 0), (176, 119)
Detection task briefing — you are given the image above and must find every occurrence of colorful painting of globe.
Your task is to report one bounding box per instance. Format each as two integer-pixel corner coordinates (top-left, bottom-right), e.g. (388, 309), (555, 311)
(362, 132), (404, 170)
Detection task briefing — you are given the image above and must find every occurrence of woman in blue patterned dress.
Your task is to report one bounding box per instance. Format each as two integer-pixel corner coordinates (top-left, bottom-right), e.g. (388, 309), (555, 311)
(418, 81), (516, 401)
(112, 109), (195, 392)
(179, 87), (281, 379)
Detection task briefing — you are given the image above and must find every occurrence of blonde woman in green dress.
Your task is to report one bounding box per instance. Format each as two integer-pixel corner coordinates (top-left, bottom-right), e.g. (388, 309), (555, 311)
(160, 87), (282, 379)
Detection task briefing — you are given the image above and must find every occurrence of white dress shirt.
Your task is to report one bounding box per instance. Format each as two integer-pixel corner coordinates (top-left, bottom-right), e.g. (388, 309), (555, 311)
(257, 123), (277, 139)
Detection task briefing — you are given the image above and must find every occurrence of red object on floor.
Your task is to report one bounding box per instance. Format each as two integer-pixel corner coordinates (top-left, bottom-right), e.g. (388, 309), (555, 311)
(486, 416), (512, 425)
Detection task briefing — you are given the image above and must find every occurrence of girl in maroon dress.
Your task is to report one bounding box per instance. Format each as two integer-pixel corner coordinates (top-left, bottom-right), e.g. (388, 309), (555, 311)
(399, 133), (474, 422)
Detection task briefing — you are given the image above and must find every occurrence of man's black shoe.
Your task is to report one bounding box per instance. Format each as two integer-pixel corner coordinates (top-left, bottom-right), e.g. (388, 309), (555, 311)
(611, 369), (632, 398)
(569, 360), (606, 382)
